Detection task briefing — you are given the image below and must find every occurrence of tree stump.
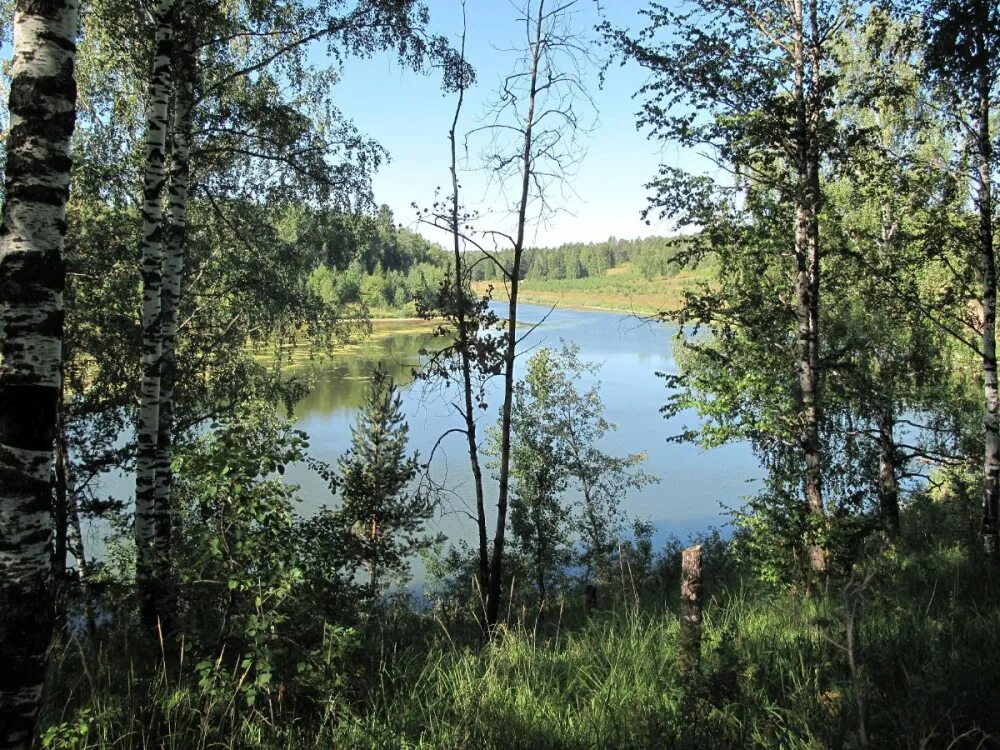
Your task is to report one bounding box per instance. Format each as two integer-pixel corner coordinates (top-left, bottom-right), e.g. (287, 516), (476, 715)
(679, 544), (703, 673)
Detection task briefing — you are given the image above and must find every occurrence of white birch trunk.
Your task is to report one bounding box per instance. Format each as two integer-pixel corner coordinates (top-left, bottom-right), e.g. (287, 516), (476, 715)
(791, 0), (826, 574)
(135, 0), (174, 632)
(977, 69), (998, 556)
(0, 1), (79, 746)
(151, 42), (192, 603)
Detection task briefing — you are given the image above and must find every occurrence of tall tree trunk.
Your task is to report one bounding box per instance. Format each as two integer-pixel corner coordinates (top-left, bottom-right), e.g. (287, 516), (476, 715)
(977, 66), (998, 557)
(792, 0), (826, 573)
(0, 1), (79, 746)
(486, 0), (544, 628)
(136, 0), (175, 634)
(877, 410), (901, 542)
(806, 0), (826, 572)
(535, 516), (546, 622)
(445, 22), (489, 606)
(151, 31), (193, 626)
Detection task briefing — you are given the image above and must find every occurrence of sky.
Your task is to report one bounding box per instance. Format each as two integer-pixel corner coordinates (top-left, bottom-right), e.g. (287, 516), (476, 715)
(323, 0), (695, 248)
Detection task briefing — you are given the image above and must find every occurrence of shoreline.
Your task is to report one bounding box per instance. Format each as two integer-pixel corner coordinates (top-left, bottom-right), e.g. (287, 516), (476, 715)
(509, 298), (673, 318)
(477, 295), (676, 320)
(267, 303), (673, 368)
(366, 301), (675, 324)
(470, 279), (686, 319)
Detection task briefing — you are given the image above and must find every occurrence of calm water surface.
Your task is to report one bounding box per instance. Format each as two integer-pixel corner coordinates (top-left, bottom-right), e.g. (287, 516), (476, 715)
(285, 304), (764, 559)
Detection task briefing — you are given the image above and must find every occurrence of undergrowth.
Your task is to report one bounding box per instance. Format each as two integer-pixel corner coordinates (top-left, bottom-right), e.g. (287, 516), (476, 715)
(39, 520), (1000, 749)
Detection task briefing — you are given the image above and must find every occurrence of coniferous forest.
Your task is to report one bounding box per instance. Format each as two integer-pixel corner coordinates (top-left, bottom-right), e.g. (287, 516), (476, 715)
(1, 0), (1000, 748)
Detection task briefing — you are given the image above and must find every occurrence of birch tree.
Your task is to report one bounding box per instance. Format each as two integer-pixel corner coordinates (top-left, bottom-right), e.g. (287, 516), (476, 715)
(150, 10), (193, 621)
(0, 0), (79, 745)
(826, 12), (970, 543)
(612, 0), (854, 573)
(130, 0), (461, 630)
(134, 0), (175, 633)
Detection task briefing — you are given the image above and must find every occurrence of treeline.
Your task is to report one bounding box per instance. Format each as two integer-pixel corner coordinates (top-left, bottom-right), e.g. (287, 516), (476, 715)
(466, 234), (689, 281)
(304, 226), (692, 312)
(303, 205), (448, 312)
(621, 0), (998, 583)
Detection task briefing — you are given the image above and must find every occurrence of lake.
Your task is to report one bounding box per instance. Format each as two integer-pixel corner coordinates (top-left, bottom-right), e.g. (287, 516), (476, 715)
(86, 304), (763, 582)
(285, 303), (763, 565)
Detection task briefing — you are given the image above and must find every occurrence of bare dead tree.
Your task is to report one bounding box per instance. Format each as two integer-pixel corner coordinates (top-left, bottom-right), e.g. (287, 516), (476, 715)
(414, 0), (598, 631)
(470, 0), (599, 629)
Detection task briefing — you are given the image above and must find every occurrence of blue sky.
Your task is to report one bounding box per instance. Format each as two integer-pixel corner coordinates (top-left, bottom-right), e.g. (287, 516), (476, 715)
(325, 0), (695, 248)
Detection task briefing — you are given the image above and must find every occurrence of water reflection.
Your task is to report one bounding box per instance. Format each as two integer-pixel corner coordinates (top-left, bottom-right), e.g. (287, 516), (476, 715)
(293, 329), (441, 416)
(287, 304), (764, 568)
(88, 306), (762, 580)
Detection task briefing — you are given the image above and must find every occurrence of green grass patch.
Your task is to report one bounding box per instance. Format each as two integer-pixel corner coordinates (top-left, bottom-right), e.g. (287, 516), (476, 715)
(475, 264), (715, 317)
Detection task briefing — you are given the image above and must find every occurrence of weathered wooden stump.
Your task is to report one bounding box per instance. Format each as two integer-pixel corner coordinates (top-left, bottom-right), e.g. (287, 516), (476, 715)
(679, 544), (703, 672)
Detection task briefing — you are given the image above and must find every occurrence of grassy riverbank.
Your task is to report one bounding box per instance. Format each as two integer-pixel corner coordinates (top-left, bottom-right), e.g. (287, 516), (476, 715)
(264, 258), (711, 374)
(254, 262), (708, 373)
(259, 263), (713, 368)
(473, 263), (714, 317)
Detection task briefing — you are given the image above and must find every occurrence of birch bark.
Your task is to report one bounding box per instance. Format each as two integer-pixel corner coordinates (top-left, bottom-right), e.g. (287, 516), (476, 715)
(151, 33), (193, 622)
(135, 0), (175, 632)
(977, 67), (998, 556)
(792, 0), (826, 573)
(0, 1), (79, 745)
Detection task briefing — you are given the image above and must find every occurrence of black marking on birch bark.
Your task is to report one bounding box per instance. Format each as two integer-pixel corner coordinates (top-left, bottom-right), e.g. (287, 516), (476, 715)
(0, 575), (53, 742)
(2, 183), (69, 208)
(9, 72), (76, 115)
(5, 150), (75, 178)
(0, 524), (52, 554)
(0, 385), (59, 450)
(0, 468), (50, 515)
(18, 0), (73, 16)
(1, 254), (66, 300)
(37, 29), (76, 52)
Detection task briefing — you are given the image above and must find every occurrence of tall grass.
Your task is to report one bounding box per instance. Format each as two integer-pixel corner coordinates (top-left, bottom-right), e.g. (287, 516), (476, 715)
(40, 536), (1000, 749)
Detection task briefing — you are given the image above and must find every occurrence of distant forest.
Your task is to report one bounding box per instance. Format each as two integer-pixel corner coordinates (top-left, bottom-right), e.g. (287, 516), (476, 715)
(304, 203), (687, 311)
